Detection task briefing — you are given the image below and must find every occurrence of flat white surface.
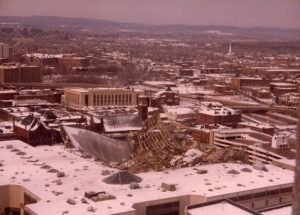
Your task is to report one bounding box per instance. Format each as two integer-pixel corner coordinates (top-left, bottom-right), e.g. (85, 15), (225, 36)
(0, 140), (294, 215)
(188, 202), (252, 215)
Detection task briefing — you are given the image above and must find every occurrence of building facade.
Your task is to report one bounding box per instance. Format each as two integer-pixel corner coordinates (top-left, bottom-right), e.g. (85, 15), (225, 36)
(63, 87), (138, 109)
(0, 65), (41, 83)
(0, 43), (9, 59)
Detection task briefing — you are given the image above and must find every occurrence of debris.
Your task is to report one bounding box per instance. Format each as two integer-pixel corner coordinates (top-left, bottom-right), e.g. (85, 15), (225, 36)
(41, 165), (52, 169)
(161, 182), (176, 191)
(90, 193), (116, 202)
(56, 179), (62, 185)
(196, 169), (208, 174)
(57, 171), (65, 178)
(227, 169), (240, 175)
(241, 168), (252, 172)
(6, 145), (13, 149)
(87, 206), (96, 212)
(253, 163), (268, 172)
(101, 170), (110, 176)
(81, 198), (88, 204)
(129, 182), (140, 189)
(66, 198), (76, 205)
(84, 191), (105, 199)
(48, 168), (59, 173)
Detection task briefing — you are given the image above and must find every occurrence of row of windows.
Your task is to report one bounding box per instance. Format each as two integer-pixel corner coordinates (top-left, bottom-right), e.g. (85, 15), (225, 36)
(229, 187), (293, 202)
(93, 94), (132, 106)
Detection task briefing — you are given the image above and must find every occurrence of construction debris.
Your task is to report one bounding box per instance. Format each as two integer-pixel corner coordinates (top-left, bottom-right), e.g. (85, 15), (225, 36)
(161, 183), (176, 192)
(66, 198), (76, 205)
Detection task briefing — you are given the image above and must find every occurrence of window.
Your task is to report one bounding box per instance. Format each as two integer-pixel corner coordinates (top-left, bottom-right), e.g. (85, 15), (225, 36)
(146, 201), (179, 215)
(115, 94), (118, 104)
(108, 95), (111, 105)
(267, 189), (280, 196)
(129, 95), (132, 104)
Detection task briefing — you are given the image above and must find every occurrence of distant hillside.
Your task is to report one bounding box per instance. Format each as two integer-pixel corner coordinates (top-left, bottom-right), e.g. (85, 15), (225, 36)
(1, 16), (300, 40)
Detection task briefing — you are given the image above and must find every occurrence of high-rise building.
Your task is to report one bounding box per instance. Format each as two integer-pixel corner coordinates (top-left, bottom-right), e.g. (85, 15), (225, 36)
(0, 65), (41, 84)
(0, 43), (9, 59)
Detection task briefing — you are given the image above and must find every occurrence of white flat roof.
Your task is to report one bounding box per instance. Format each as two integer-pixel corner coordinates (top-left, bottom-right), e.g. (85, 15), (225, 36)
(0, 140), (294, 215)
(188, 201), (253, 215)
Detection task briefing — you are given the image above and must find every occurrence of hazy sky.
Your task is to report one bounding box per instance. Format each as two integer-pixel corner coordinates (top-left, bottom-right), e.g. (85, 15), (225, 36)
(0, 0), (300, 29)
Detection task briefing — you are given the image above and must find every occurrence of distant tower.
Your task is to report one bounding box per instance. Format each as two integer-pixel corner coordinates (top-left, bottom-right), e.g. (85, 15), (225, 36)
(228, 43), (232, 55)
(227, 42), (233, 56)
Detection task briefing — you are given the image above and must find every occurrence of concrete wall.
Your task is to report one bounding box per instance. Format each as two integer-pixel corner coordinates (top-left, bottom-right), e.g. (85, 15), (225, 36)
(0, 185), (24, 215)
(0, 185), (40, 215)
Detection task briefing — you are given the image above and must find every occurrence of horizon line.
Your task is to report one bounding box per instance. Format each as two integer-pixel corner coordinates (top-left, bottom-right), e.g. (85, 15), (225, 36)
(1, 15), (300, 31)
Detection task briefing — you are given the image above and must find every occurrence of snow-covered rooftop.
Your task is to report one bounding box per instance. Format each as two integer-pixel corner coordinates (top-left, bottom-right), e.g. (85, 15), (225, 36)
(0, 140), (294, 215)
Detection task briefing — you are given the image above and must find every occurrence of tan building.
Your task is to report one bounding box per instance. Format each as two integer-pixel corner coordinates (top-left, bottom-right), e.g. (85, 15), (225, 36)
(63, 87), (138, 109)
(0, 65), (41, 83)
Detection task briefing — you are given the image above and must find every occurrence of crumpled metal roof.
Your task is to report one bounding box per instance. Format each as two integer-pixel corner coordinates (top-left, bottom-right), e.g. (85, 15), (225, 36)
(63, 126), (133, 163)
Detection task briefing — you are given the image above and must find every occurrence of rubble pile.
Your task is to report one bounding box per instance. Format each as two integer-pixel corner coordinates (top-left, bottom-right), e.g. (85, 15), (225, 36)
(118, 115), (249, 172)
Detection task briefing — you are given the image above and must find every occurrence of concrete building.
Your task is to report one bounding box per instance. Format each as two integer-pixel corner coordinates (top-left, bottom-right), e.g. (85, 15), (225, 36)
(0, 140), (294, 215)
(0, 43), (9, 59)
(0, 65), (41, 84)
(212, 128), (296, 167)
(63, 87), (138, 109)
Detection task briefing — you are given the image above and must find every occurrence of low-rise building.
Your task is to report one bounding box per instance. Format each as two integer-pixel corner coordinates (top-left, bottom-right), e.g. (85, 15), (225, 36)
(63, 87), (138, 109)
(270, 82), (298, 96)
(0, 140), (295, 215)
(197, 102), (241, 127)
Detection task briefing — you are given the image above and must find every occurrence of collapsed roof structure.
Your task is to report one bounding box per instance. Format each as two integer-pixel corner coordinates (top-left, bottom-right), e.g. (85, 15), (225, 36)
(62, 126), (134, 163)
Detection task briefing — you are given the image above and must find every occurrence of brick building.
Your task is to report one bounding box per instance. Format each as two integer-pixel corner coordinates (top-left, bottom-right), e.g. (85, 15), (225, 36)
(231, 77), (269, 89)
(270, 82), (298, 96)
(138, 87), (180, 108)
(197, 102), (241, 127)
(24, 53), (61, 67)
(213, 84), (235, 95)
(0, 65), (41, 84)
(14, 115), (60, 146)
(192, 124), (225, 144)
(0, 43), (9, 59)
(0, 90), (18, 100)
